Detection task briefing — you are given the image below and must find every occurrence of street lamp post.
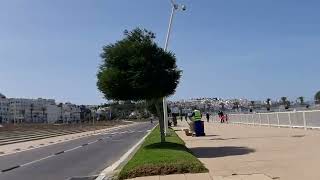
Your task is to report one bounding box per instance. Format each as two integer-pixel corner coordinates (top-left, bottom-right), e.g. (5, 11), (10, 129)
(163, 0), (186, 135)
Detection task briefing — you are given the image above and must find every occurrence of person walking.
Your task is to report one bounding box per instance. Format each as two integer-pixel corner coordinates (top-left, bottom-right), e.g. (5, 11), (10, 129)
(225, 113), (228, 123)
(218, 111), (224, 123)
(206, 112), (210, 122)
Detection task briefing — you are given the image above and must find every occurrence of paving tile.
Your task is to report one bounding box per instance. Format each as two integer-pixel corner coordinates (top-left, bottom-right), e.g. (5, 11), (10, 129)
(242, 174), (272, 180)
(209, 170), (233, 177)
(211, 176), (225, 180)
(185, 173), (212, 180)
(160, 174), (185, 180)
(133, 176), (160, 180)
(221, 175), (243, 180)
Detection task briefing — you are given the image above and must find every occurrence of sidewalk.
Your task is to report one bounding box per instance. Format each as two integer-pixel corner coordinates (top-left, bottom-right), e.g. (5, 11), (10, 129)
(131, 120), (320, 180)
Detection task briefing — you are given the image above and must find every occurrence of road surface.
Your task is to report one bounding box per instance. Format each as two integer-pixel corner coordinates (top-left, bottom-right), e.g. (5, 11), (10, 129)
(0, 122), (155, 180)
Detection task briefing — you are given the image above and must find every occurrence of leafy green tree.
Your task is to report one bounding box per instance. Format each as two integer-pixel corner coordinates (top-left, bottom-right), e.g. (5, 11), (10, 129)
(280, 97), (290, 109)
(250, 101), (255, 112)
(297, 96), (304, 105)
(315, 91), (320, 104)
(281, 97), (287, 105)
(97, 28), (181, 142)
(285, 101), (291, 109)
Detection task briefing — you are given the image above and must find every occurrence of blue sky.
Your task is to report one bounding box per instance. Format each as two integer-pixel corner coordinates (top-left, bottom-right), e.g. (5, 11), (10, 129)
(1, 0), (320, 104)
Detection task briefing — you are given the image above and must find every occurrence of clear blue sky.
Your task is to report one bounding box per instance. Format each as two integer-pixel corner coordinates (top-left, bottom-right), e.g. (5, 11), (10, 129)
(1, 0), (320, 104)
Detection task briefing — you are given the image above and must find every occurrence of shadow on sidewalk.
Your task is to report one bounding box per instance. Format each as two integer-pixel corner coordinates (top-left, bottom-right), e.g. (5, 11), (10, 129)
(203, 134), (219, 137)
(190, 146), (255, 158)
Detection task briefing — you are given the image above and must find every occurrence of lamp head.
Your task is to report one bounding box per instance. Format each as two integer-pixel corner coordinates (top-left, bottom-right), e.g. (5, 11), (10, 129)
(181, 5), (186, 11)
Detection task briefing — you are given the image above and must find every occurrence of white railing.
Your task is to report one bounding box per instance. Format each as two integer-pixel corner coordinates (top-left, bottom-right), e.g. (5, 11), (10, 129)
(224, 110), (320, 130)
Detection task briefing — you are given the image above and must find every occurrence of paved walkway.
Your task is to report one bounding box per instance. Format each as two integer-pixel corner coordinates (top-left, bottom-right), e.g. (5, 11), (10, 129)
(131, 121), (320, 180)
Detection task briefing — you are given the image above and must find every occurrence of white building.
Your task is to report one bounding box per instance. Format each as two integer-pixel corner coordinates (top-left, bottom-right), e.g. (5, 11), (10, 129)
(60, 103), (81, 123)
(0, 93), (9, 123)
(46, 104), (60, 124)
(8, 98), (56, 123)
(0, 93), (83, 124)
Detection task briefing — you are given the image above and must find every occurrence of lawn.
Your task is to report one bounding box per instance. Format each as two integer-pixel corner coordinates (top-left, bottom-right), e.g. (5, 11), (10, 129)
(118, 126), (208, 179)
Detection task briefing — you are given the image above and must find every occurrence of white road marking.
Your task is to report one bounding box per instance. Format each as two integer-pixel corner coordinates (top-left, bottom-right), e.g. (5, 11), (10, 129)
(64, 146), (82, 153)
(20, 155), (54, 167)
(88, 140), (98, 144)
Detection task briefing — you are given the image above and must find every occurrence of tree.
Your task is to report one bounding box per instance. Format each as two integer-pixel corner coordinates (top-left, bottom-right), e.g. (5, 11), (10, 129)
(315, 91), (320, 104)
(97, 28), (181, 142)
(232, 101), (240, 111)
(219, 102), (225, 110)
(280, 97), (287, 105)
(42, 107), (47, 123)
(285, 101), (291, 109)
(297, 96), (304, 105)
(250, 101), (255, 112)
(30, 104), (34, 123)
(58, 103), (63, 123)
(266, 98), (271, 111)
(21, 109), (26, 123)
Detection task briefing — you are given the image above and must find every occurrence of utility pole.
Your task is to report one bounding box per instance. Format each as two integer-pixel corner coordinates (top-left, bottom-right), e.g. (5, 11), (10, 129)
(163, 0), (186, 135)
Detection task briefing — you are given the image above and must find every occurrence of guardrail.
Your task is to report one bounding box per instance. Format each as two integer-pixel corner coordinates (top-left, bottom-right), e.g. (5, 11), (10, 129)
(225, 110), (320, 130)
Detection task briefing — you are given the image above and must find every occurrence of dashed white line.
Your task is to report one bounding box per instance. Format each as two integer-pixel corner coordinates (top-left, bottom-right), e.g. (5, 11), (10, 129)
(88, 140), (98, 144)
(20, 155), (54, 167)
(64, 146), (82, 153)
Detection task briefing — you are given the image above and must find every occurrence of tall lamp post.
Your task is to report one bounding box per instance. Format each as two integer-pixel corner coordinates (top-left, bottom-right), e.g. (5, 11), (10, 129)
(163, 0), (186, 135)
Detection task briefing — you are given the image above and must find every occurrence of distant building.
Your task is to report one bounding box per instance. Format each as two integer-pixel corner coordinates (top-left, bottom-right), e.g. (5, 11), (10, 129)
(8, 98), (55, 123)
(46, 104), (60, 123)
(0, 93), (9, 123)
(0, 94), (83, 124)
(60, 103), (81, 123)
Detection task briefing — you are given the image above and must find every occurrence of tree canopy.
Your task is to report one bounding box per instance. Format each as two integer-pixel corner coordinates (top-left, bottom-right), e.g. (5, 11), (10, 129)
(280, 97), (287, 104)
(97, 28), (181, 101)
(97, 28), (182, 142)
(297, 96), (304, 105)
(315, 91), (320, 104)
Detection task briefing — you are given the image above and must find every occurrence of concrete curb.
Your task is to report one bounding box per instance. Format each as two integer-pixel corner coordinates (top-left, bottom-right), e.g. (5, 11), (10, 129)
(95, 124), (157, 180)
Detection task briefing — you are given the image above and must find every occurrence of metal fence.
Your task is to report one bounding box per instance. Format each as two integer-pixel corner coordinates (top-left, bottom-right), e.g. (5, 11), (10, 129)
(226, 110), (320, 130)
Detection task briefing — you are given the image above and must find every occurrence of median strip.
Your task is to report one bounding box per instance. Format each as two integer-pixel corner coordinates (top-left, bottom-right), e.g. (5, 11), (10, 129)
(118, 126), (208, 180)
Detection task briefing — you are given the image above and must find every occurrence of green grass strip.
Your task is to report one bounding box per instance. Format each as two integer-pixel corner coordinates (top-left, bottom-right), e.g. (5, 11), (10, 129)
(118, 126), (208, 179)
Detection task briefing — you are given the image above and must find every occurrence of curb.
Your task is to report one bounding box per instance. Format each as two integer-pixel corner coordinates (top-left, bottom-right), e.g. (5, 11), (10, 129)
(95, 124), (157, 180)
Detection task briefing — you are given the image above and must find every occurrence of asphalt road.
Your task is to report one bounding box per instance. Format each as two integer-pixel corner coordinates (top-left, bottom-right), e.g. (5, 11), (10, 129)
(0, 122), (155, 180)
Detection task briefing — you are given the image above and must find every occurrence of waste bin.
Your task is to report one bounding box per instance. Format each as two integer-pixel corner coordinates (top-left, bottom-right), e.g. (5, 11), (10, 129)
(194, 121), (205, 136)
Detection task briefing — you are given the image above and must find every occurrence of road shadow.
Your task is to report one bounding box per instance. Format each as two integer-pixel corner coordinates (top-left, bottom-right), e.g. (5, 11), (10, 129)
(190, 146), (255, 158)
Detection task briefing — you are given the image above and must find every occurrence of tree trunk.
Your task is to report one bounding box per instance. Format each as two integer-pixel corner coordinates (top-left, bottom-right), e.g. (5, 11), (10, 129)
(154, 99), (165, 143)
